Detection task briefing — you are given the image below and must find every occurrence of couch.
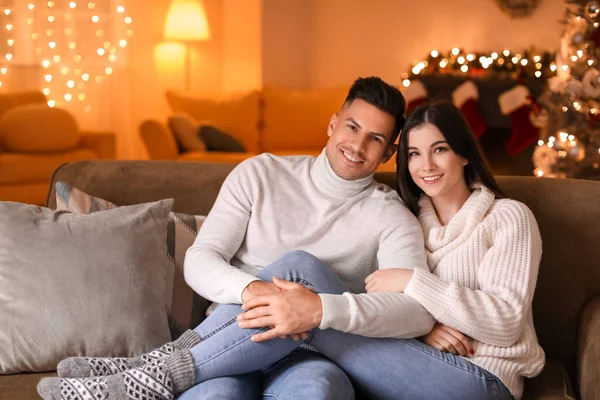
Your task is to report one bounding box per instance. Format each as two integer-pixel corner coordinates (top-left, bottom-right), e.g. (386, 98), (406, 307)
(0, 92), (115, 205)
(139, 87), (397, 172)
(1, 160), (599, 400)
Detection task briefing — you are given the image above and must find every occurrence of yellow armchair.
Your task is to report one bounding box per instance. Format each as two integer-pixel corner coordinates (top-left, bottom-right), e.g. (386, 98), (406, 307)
(0, 98), (115, 205)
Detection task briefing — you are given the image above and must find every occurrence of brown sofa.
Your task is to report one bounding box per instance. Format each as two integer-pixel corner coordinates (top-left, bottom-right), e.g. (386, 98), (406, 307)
(1, 160), (599, 399)
(0, 92), (115, 205)
(139, 88), (397, 172)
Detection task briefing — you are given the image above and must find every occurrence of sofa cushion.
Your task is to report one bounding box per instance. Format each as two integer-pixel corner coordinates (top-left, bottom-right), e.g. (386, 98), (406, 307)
(55, 182), (206, 338)
(168, 112), (207, 152)
(522, 358), (576, 399)
(0, 372), (57, 400)
(166, 90), (261, 153)
(0, 149), (98, 184)
(200, 125), (246, 152)
(0, 105), (80, 153)
(0, 199), (173, 374)
(261, 86), (348, 153)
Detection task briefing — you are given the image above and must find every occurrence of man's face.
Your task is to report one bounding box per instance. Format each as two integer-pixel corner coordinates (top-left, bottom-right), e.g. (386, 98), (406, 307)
(325, 99), (397, 181)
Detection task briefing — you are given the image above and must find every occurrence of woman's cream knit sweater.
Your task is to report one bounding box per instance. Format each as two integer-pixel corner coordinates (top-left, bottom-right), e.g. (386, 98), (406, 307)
(404, 185), (545, 399)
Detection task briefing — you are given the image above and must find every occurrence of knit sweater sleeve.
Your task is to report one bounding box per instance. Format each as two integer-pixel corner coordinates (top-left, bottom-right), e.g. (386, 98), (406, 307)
(318, 195), (435, 338)
(404, 200), (542, 347)
(183, 157), (264, 304)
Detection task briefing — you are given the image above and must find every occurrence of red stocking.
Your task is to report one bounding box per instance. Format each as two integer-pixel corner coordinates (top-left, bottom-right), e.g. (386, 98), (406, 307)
(452, 80), (487, 138)
(401, 80), (428, 114)
(498, 85), (540, 155)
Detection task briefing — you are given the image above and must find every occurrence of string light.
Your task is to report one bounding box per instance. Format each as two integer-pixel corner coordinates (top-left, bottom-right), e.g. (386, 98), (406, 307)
(404, 48), (557, 82)
(30, 1), (133, 111)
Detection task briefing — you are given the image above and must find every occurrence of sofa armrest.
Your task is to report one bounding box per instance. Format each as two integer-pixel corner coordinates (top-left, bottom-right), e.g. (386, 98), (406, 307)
(78, 131), (115, 159)
(578, 296), (600, 400)
(139, 120), (179, 160)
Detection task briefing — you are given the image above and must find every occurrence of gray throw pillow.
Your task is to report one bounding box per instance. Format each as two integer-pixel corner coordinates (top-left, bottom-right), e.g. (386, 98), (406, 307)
(199, 125), (246, 153)
(0, 199), (174, 374)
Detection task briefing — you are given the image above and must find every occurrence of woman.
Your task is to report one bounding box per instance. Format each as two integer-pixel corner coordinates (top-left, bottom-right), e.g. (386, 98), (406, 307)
(39, 103), (544, 400)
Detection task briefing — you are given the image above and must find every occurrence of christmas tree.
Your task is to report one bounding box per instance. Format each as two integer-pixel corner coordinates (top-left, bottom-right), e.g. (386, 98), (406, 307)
(534, 0), (600, 180)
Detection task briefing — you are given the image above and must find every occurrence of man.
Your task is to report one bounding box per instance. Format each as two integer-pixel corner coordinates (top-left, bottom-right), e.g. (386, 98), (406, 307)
(39, 77), (434, 400)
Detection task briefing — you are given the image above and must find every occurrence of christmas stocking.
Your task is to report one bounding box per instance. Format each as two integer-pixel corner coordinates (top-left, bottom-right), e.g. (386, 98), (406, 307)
(452, 80), (487, 138)
(401, 80), (428, 114)
(498, 85), (540, 155)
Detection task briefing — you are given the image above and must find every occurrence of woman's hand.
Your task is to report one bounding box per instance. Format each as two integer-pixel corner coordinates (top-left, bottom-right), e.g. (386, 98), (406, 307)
(423, 322), (474, 357)
(365, 268), (414, 293)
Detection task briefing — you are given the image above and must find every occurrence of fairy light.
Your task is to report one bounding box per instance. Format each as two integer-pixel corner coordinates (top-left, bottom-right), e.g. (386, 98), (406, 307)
(535, 71), (542, 78)
(452, 47), (460, 56)
(431, 50), (438, 57)
(0, 5), (14, 89)
(31, 2), (133, 112)
(402, 79), (410, 87)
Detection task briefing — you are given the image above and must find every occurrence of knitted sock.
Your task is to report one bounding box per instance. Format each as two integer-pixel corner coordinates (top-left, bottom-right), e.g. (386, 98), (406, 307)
(57, 329), (201, 378)
(38, 350), (196, 400)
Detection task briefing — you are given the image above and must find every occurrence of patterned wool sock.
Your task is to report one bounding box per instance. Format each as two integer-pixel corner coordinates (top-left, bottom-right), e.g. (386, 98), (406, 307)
(38, 350), (196, 400)
(57, 329), (201, 378)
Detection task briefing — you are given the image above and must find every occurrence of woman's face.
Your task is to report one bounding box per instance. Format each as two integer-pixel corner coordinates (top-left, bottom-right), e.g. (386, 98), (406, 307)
(406, 123), (468, 199)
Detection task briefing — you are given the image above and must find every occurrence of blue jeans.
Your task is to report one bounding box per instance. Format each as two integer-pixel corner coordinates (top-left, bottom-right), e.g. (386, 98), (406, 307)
(177, 350), (353, 400)
(181, 251), (513, 400)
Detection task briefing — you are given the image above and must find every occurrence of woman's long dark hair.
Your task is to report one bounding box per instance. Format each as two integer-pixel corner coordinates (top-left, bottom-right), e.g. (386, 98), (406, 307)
(396, 102), (504, 216)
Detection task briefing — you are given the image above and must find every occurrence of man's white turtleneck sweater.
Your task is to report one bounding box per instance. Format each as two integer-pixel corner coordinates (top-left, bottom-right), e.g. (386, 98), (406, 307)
(184, 150), (434, 338)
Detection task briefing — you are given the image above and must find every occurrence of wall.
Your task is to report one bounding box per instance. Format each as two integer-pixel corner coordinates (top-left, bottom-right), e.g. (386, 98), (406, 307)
(262, 0), (314, 89)
(308, 0), (566, 88)
(221, 0), (262, 95)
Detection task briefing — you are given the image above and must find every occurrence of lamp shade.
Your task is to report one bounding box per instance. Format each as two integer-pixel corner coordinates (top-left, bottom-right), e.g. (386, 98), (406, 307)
(164, 0), (211, 42)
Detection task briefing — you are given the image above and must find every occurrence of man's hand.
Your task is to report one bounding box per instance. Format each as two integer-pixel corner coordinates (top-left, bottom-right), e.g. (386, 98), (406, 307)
(365, 268), (414, 293)
(238, 277), (322, 342)
(422, 322), (474, 357)
(241, 280), (282, 303)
